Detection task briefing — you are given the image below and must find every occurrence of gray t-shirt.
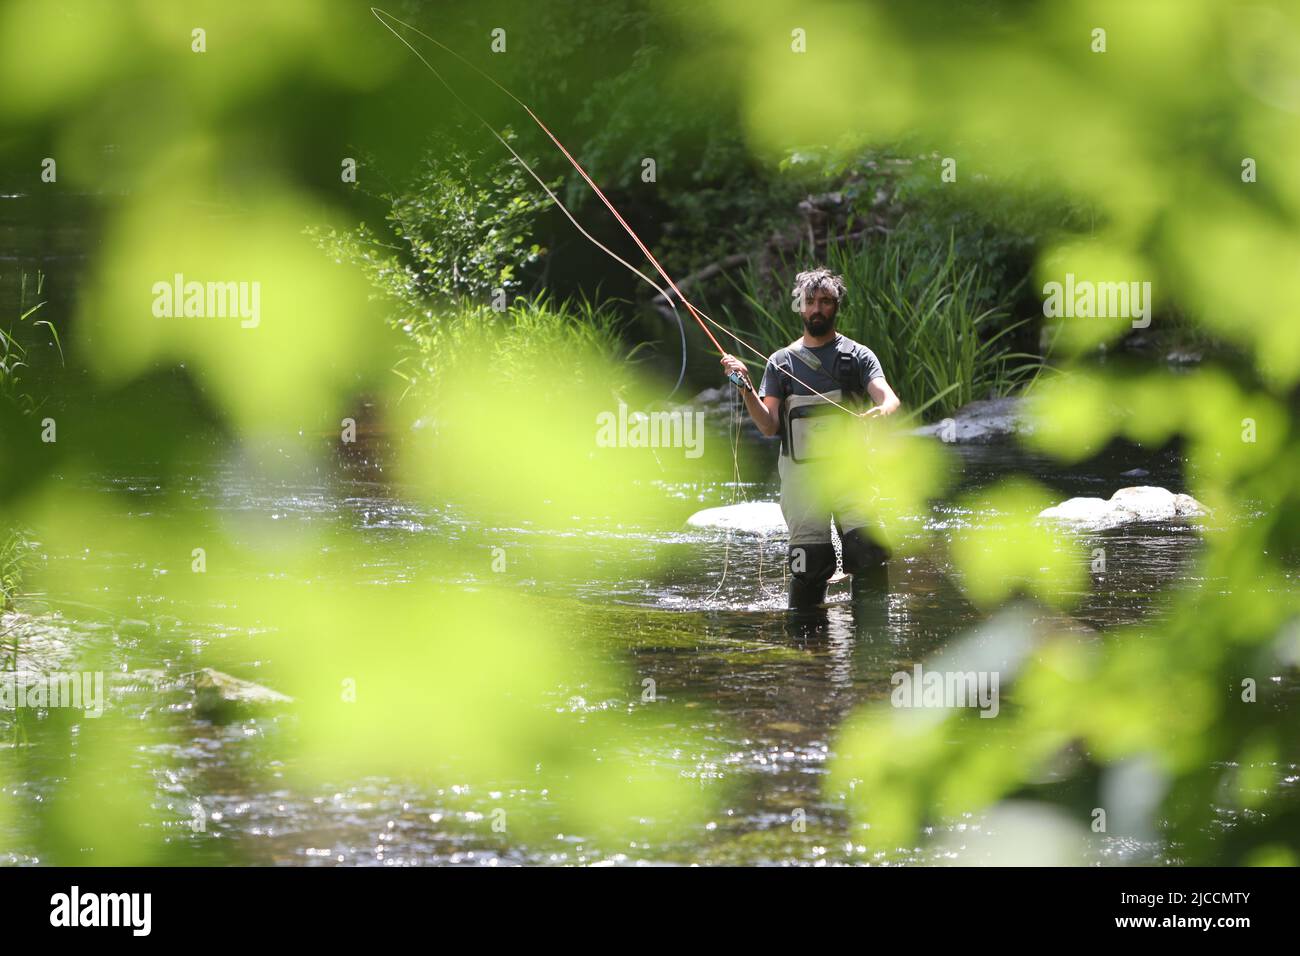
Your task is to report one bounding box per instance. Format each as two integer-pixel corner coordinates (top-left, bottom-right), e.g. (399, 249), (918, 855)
(758, 333), (884, 403)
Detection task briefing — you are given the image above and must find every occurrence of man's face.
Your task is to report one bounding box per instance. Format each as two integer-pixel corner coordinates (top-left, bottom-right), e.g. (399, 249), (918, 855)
(801, 288), (839, 337)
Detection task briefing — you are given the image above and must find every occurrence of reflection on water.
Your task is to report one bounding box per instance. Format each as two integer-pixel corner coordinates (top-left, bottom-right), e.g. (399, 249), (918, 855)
(5, 434), (1278, 866)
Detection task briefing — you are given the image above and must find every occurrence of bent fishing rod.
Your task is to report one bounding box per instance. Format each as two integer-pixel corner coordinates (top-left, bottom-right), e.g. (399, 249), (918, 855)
(371, 8), (863, 414)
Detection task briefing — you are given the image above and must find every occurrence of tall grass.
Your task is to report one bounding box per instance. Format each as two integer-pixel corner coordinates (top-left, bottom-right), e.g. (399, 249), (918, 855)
(1, 528), (32, 744)
(0, 527), (30, 615)
(715, 229), (1042, 421)
(0, 270), (63, 414)
(2, 269), (59, 620)
(393, 292), (636, 401)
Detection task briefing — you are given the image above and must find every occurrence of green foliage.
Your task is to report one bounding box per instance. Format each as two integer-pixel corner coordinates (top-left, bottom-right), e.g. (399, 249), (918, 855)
(312, 130), (554, 321)
(661, 0), (1300, 862)
(312, 130), (633, 404)
(0, 270), (62, 414)
(3, 0), (735, 865)
(2, 0), (1299, 868)
(0, 525), (32, 613)
(655, 152), (813, 279)
(783, 143), (1084, 299)
(1, 269), (58, 619)
(716, 228), (1042, 421)
(391, 292), (632, 401)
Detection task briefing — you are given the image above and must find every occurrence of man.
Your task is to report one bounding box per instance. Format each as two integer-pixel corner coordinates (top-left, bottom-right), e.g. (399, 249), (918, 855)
(721, 266), (901, 608)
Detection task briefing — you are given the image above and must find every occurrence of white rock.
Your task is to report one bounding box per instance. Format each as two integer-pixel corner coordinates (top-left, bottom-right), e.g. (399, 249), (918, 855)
(1037, 486), (1207, 531)
(686, 501), (787, 535)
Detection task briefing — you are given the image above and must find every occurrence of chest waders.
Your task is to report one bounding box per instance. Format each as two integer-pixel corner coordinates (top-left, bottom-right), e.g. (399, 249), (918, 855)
(779, 341), (891, 609)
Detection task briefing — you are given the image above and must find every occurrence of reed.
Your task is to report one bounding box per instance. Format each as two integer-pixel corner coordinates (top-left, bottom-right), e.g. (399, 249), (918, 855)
(713, 228), (1043, 421)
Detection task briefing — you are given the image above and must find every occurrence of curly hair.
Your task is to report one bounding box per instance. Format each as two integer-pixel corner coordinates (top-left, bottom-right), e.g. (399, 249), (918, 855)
(792, 266), (847, 305)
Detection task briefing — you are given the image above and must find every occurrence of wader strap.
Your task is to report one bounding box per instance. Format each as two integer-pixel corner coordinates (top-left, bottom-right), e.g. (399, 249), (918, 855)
(788, 337), (863, 401)
(787, 340), (823, 373)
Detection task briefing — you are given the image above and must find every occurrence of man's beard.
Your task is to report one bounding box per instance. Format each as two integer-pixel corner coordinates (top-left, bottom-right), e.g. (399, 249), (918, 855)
(803, 314), (833, 337)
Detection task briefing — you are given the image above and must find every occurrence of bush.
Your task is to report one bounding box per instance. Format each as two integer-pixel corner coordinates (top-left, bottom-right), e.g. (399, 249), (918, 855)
(311, 130), (554, 327)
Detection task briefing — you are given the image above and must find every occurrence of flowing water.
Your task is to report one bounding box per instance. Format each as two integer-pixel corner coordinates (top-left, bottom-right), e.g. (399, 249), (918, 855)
(7, 424), (1273, 867)
(1, 194), (1288, 864)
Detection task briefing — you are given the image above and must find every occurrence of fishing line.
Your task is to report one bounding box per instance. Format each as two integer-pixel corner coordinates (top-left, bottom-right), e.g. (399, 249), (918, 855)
(370, 8), (862, 417)
(371, 8), (873, 605)
(704, 376), (748, 605)
(370, 9), (689, 393)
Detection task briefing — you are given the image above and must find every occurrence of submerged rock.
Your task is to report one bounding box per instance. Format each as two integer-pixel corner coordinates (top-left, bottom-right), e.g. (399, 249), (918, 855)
(911, 396), (1030, 444)
(192, 667), (293, 722)
(685, 387), (774, 442)
(1037, 486), (1208, 531)
(687, 501), (786, 535)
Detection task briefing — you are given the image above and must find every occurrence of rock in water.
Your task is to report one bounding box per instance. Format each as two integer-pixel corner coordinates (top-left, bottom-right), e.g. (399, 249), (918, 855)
(193, 667), (293, 722)
(1037, 486), (1207, 531)
(686, 501), (787, 535)
(911, 397), (1030, 443)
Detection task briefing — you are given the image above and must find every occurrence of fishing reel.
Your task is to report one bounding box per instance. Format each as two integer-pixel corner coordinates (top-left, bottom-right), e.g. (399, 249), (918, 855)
(727, 369), (752, 391)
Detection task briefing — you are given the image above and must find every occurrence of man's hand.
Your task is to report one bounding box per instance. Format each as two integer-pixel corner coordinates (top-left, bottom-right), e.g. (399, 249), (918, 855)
(864, 376), (901, 417)
(721, 354), (780, 437)
(720, 354), (751, 388)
